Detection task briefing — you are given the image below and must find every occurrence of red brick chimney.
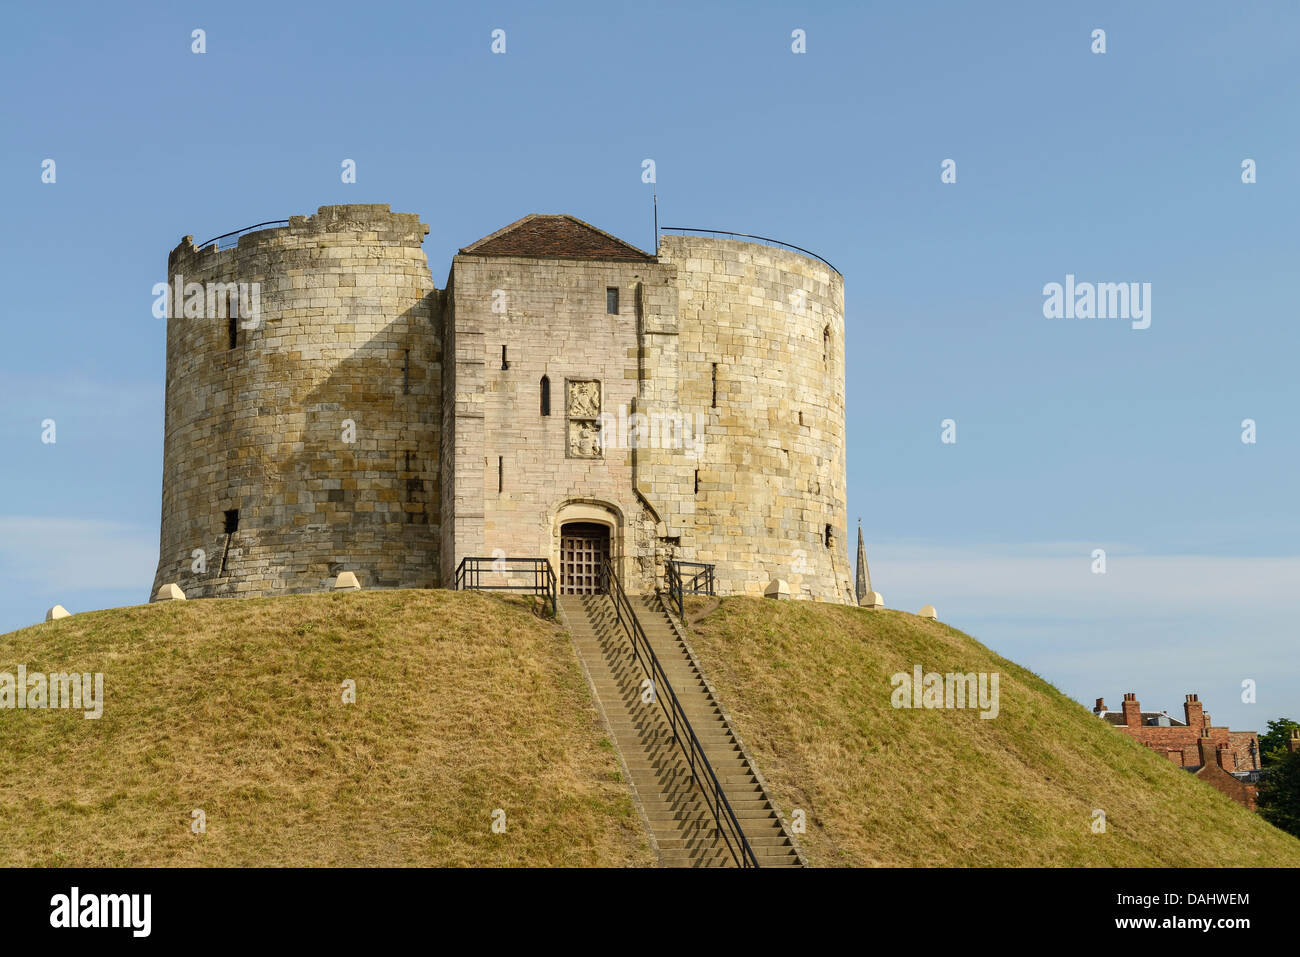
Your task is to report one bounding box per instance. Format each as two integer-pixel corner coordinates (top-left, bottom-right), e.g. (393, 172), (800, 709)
(1183, 693), (1204, 729)
(1094, 697), (1107, 715)
(1121, 693), (1142, 729)
(1216, 744), (1234, 770)
(1197, 731), (1216, 768)
(1290, 729), (1300, 754)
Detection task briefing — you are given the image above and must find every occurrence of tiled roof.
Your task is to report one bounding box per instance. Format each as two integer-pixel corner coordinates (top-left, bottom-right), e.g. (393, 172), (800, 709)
(1099, 711), (1187, 727)
(459, 214), (654, 262)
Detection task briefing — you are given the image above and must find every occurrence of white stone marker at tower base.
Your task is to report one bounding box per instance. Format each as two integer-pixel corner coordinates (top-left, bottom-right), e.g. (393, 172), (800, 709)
(153, 583), (186, 602)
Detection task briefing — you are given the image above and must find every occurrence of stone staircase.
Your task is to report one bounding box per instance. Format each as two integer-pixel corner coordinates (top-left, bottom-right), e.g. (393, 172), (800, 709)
(560, 592), (803, 867)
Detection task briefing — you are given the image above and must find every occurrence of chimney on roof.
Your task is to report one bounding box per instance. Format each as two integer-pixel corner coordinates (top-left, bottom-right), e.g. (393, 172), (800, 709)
(1197, 731), (1217, 769)
(1183, 693), (1204, 729)
(1094, 697), (1107, 714)
(1121, 693), (1141, 729)
(1290, 729), (1300, 754)
(1216, 744), (1234, 770)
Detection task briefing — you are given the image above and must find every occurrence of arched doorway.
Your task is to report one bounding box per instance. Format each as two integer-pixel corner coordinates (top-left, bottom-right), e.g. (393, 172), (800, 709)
(559, 521), (610, 594)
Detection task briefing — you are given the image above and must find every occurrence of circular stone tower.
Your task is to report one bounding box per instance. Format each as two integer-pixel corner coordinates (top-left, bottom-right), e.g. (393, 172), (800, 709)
(658, 234), (853, 603)
(151, 205), (441, 599)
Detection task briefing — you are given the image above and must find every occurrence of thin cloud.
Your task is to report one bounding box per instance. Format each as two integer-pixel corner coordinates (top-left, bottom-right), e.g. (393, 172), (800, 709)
(0, 516), (155, 591)
(869, 540), (1300, 727)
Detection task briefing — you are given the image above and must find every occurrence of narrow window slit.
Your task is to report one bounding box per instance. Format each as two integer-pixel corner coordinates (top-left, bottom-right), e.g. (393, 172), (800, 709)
(228, 298), (240, 349)
(219, 508), (239, 576)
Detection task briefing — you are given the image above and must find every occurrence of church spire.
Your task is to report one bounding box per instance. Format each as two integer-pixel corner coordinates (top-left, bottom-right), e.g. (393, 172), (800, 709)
(855, 519), (870, 605)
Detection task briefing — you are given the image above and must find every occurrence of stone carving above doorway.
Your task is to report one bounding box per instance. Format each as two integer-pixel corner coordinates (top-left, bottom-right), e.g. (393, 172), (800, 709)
(566, 379), (602, 458)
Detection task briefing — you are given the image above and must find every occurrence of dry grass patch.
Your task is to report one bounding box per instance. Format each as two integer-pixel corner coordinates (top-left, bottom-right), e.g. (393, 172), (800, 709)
(0, 590), (653, 867)
(683, 597), (1300, 867)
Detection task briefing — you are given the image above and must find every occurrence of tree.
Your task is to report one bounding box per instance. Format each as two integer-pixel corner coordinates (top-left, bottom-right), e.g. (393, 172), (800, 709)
(1259, 718), (1300, 766)
(1257, 748), (1300, 840)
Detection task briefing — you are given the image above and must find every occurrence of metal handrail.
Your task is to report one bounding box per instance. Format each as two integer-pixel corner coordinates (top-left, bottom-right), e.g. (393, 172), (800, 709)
(666, 559), (716, 622)
(659, 226), (840, 275)
(197, 220), (290, 251)
(455, 556), (557, 618)
(599, 558), (757, 867)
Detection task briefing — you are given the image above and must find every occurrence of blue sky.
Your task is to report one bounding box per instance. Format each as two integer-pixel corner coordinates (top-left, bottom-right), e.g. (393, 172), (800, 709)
(1, 1), (1296, 732)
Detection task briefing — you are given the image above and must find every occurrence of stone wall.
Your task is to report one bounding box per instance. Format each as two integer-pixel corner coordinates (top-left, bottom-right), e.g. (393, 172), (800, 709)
(442, 253), (673, 592)
(152, 207), (855, 606)
(656, 236), (853, 602)
(151, 205), (441, 598)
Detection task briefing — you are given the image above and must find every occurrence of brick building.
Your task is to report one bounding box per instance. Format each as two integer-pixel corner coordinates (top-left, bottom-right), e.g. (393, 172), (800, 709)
(1094, 692), (1260, 809)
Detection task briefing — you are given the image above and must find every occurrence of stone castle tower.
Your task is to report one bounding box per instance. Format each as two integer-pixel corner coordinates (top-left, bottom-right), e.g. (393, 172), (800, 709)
(152, 204), (853, 603)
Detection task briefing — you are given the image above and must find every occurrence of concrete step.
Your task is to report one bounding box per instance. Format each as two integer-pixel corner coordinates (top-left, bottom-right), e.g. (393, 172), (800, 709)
(562, 591), (804, 868)
(590, 682), (711, 695)
(629, 774), (762, 790)
(620, 746), (748, 760)
(659, 849), (797, 866)
(629, 777), (759, 791)
(612, 725), (736, 739)
(622, 760), (753, 773)
(623, 768), (755, 782)
(643, 815), (780, 829)
(657, 835), (792, 849)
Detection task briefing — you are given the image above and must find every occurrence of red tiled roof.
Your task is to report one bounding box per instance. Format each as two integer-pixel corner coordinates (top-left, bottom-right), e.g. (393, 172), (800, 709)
(459, 214), (653, 261)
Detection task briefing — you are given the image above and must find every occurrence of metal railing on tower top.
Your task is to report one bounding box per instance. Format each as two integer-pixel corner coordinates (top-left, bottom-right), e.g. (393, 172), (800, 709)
(196, 220), (290, 252)
(659, 226), (840, 275)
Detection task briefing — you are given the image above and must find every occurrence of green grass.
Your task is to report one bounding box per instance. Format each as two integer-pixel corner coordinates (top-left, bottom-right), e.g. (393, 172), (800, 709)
(0, 591), (652, 867)
(6, 589), (1294, 867)
(682, 597), (1300, 867)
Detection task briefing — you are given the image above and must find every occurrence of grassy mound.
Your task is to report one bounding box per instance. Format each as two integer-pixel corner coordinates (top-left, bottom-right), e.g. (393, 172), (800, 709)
(6, 589), (1293, 867)
(682, 597), (1300, 867)
(0, 591), (651, 867)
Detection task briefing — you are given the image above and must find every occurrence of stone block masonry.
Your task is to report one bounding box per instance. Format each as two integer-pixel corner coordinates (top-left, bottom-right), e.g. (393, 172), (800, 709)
(152, 205), (441, 599)
(656, 236), (853, 603)
(154, 208), (854, 605)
